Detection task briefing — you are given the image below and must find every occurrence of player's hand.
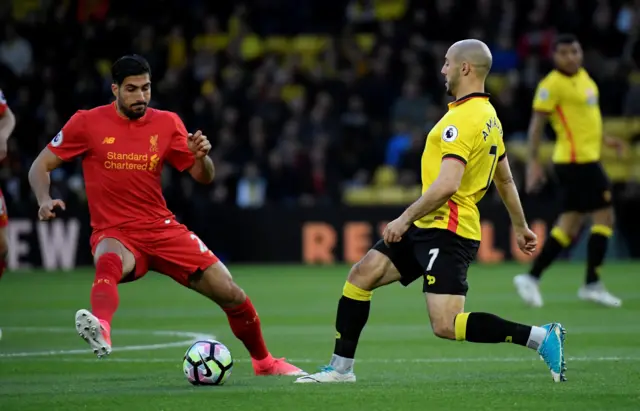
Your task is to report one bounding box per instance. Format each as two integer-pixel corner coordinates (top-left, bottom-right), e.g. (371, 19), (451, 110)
(514, 225), (537, 256)
(525, 161), (546, 194)
(38, 199), (66, 221)
(604, 136), (627, 158)
(188, 130), (211, 159)
(383, 215), (411, 245)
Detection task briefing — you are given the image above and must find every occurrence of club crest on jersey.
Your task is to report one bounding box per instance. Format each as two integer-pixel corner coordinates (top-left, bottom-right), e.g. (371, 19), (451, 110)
(586, 88), (597, 105)
(538, 88), (549, 101)
(51, 131), (63, 147)
(442, 125), (458, 142)
(149, 134), (158, 152)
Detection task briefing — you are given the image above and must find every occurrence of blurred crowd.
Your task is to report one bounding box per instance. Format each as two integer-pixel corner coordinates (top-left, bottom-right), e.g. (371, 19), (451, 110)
(1, 0), (640, 213)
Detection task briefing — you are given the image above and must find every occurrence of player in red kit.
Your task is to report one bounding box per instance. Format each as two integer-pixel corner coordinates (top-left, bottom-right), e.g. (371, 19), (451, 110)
(0, 88), (16, 340)
(27, 55), (306, 377)
(0, 89), (16, 280)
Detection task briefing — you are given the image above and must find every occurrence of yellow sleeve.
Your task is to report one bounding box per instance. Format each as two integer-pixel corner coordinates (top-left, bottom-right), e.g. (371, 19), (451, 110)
(440, 115), (478, 165)
(532, 76), (559, 113)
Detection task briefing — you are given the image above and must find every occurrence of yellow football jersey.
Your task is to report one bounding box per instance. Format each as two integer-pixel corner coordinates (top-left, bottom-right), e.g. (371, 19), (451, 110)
(414, 93), (506, 241)
(532, 68), (602, 163)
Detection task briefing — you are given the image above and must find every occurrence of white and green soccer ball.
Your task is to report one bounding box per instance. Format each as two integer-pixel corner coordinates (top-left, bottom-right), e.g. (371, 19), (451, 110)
(183, 339), (233, 385)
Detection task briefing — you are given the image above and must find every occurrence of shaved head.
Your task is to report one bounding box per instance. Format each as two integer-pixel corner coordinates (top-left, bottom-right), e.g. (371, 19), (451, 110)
(448, 39), (493, 77)
(441, 39), (492, 97)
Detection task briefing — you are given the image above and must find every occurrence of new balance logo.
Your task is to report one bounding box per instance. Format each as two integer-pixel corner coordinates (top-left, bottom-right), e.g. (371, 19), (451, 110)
(102, 137), (116, 144)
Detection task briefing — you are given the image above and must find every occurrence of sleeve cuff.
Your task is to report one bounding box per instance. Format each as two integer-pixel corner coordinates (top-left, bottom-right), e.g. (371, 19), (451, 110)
(180, 155), (197, 172)
(498, 152), (507, 162)
(442, 153), (467, 165)
(46, 146), (70, 162)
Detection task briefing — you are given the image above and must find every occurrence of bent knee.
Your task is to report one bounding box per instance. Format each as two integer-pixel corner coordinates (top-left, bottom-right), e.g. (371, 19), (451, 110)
(430, 320), (456, 340)
(197, 263), (246, 307)
(346, 252), (389, 291)
(592, 207), (615, 228)
(347, 260), (372, 289)
(220, 281), (246, 307)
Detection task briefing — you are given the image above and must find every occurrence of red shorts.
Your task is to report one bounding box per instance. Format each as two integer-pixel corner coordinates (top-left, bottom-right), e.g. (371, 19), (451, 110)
(89, 219), (219, 286)
(0, 188), (8, 228)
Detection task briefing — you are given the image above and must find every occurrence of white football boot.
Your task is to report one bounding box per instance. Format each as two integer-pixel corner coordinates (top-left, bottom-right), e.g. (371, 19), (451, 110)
(75, 309), (112, 358)
(578, 282), (622, 307)
(295, 366), (356, 383)
(514, 274), (544, 307)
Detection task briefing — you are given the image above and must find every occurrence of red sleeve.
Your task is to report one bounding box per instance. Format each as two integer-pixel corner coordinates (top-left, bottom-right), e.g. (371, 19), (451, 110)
(0, 89), (7, 116)
(165, 113), (196, 172)
(48, 111), (89, 161)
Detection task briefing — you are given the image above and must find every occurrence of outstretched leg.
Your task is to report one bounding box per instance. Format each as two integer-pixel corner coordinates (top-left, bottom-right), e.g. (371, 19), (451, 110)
(426, 293), (566, 382)
(77, 237), (136, 358)
(189, 261), (306, 376)
(296, 249), (401, 383)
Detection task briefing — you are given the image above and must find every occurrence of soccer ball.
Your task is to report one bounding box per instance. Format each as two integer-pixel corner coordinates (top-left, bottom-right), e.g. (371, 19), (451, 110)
(183, 340), (233, 385)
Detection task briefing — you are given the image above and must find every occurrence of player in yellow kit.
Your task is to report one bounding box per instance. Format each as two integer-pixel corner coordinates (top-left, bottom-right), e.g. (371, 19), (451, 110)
(514, 34), (622, 308)
(296, 39), (566, 385)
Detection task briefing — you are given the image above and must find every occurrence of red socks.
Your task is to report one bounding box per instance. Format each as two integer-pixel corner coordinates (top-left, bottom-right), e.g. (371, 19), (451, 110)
(90, 253), (122, 325)
(223, 297), (270, 361)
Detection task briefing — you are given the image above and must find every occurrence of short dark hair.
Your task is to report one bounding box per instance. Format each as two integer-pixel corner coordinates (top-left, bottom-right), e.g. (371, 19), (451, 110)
(111, 54), (151, 85)
(553, 34), (579, 50)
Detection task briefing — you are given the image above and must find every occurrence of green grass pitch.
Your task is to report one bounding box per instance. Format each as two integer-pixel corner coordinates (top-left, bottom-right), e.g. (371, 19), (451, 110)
(1, 262), (639, 411)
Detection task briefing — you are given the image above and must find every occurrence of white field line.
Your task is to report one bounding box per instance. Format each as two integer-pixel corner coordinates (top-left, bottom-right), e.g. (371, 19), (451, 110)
(0, 326), (215, 358)
(0, 327), (637, 364)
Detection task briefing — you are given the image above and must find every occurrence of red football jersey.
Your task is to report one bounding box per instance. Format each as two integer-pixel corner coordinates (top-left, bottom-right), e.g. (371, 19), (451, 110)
(47, 103), (196, 231)
(0, 89), (8, 116)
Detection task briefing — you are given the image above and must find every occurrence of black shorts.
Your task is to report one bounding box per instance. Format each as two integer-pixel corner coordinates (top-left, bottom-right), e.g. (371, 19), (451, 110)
(554, 162), (612, 213)
(372, 226), (479, 296)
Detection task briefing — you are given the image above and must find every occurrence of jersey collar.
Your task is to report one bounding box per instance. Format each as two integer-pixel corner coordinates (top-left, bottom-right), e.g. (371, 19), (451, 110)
(448, 92), (490, 109)
(554, 67), (584, 78)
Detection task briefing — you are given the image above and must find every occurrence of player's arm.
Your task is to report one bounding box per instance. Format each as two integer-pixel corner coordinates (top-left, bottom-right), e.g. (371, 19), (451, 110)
(0, 90), (16, 159)
(29, 112), (87, 219)
(187, 131), (215, 184)
(28, 147), (64, 205)
(399, 159), (465, 223)
(188, 156), (215, 184)
(493, 155), (537, 254)
(0, 101), (15, 142)
(400, 122), (474, 224)
(528, 78), (558, 160)
(603, 134), (627, 157)
(527, 111), (548, 162)
(167, 115), (215, 184)
(526, 78), (558, 192)
(384, 121), (473, 243)
(493, 156), (527, 228)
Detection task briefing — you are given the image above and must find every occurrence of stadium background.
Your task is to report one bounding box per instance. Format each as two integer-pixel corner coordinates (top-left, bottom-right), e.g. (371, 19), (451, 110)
(1, 2), (640, 410)
(2, 0), (640, 268)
